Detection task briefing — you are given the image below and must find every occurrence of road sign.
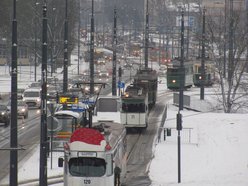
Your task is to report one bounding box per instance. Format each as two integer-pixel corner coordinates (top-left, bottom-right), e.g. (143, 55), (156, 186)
(118, 81), (125, 88)
(71, 105), (86, 112)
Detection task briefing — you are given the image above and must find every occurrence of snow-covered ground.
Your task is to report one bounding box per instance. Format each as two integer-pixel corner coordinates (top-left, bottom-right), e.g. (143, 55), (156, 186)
(150, 104), (248, 186)
(0, 56), (248, 186)
(149, 82), (248, 186)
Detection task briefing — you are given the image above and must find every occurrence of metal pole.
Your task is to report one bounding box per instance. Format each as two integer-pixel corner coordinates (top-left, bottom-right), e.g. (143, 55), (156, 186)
(177, 130), (181, 183)
(144, 0), (149, 68)
(90, 0), (95, 95)
(159, 32), (161, 66)
(39, 2), (48, 185)
(10, 0), (18, 185)
(78, 0), (81, 75)
(34, 0), (38, 81)
(118, 67), (122, 96)
(228, 0), (234, 83)
(200, 8), (206, 100)
(63, 0), (68, 93)
(50, 103), (54, 169)
(179, 10), (184, 111)
(186, 0), (190, 60)
(176, 112), (182, 183)
(112, 8), (117, 96)
(223, 0), (227, 78)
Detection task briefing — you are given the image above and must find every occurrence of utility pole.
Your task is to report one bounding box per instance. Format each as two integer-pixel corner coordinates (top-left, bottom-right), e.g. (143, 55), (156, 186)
(90, 0), (95, 95)
(223, 0), (227, 78)
(10, 0), (18, 185)
(228, 0), (234, 83)
(177, 9), (184, 184)
(118, 67), (122, 96)
(200, 8), (206, 100)
(179, 10), (184, 111)
(144, 0), (149, 68)
(39, 2), (48, 186)
(34, 0), (39, 81)
(78, 0), (81, 75)
(112, 8), (117, 96)
(63, 0), (68, 93)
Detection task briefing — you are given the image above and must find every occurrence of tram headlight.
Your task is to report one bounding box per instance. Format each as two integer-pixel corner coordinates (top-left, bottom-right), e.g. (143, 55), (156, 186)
(199, 76), (202, 80)
(172, 80), (176, 83)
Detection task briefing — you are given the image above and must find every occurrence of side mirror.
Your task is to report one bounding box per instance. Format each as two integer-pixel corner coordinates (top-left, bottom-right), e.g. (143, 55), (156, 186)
(58, 157), (64, 167)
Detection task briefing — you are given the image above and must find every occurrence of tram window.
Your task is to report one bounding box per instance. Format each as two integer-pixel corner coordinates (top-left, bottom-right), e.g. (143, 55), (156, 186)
(122, 103), (128, 112)
(69, 157), (106, 177)
(139, 103), (145, 112)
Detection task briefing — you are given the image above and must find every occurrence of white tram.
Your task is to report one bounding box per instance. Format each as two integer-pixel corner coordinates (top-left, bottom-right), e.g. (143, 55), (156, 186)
(58, 121), (127, 186)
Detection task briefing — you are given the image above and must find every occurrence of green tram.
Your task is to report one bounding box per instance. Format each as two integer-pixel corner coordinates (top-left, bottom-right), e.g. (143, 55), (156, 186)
(120, 84), (149, 129)
(167, 60), (193, 90)
(193, 63), (214, 87)
(133, 67), (158, 107)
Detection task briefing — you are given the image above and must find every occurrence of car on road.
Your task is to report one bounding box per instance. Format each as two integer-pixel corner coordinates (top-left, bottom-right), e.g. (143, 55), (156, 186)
(0, 104), (10, 127)
(28, 82), (41, 89)
(47, 85), (60, 101)
(22, 88), (41, 108)
(97, 71), (110, 83)
(7, 100), (29, 119)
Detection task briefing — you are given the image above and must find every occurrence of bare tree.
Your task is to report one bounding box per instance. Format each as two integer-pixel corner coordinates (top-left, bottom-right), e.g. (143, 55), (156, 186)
(206, 5), (248, 113)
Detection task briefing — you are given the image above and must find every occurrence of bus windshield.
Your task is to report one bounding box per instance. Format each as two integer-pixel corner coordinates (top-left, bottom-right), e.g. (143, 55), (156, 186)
(69, 157), (106, 177)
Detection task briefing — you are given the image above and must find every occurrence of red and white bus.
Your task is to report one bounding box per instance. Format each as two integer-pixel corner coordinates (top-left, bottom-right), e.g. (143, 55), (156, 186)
(58, 121), (127, 186)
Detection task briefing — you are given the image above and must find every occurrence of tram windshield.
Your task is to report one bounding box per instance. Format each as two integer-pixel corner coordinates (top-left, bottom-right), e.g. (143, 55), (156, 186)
(69, 157), (106, 177)
(122, 103), (146, 113)
(167, 68), (179, 74)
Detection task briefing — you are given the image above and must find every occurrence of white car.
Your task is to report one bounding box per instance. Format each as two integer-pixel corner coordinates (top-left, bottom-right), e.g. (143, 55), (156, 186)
(7, 100), (29, 118)
(22, 88), (41, 108)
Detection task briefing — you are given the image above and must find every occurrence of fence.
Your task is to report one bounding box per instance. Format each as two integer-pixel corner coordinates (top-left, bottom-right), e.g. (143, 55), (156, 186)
(160, 127), (194, 144)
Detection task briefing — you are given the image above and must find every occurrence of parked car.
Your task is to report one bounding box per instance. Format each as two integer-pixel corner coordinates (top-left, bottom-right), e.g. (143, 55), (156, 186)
(7, 100), (29, 119)
(0, 104), (10, 127)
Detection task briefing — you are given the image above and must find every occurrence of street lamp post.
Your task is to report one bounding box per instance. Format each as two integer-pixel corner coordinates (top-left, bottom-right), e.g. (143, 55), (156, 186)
(144, 0), (149, 68)
(112, 8), (117, 96)
(10, 0), (18, 185)
(39, 1), (48, 185)
(78, 0), (81, 75)
(34, 0), (39, 81)
(200, 8), (206, 100)
(177, 9), (185, 184)
(63, 0), (68, 93)
(90, 0), (95, 95)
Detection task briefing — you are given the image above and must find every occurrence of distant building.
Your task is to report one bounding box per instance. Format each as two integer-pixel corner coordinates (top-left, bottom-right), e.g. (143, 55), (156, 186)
(203, 0), (246, 11)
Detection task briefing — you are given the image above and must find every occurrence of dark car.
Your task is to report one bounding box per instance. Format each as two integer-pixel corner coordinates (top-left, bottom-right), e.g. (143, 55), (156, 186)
(0, 104), (10, 127)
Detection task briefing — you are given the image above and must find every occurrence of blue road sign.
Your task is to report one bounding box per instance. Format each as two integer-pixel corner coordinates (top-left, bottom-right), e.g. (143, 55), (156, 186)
(118, 81), (125, 88)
